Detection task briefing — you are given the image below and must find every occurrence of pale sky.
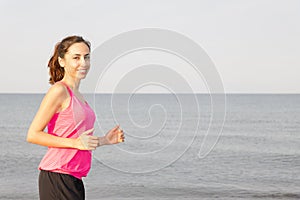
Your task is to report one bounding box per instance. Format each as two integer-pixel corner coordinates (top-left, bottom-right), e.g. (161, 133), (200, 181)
(0, 0), (299, 93)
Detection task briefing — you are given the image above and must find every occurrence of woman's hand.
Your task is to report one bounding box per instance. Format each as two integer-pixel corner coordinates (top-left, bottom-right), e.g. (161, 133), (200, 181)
(75, 128), (99, 150)
(99, 125), (125, 146)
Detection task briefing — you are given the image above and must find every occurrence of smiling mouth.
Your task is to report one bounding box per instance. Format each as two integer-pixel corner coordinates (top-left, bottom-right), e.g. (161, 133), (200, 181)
(78, 69), (87, 73)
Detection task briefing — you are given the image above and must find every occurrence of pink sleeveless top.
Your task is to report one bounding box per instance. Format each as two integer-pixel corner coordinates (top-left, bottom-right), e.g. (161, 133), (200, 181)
(39, 82), (96, 179)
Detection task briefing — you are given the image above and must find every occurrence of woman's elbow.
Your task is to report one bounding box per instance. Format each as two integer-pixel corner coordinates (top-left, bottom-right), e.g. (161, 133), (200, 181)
(26, 130), (36, 143)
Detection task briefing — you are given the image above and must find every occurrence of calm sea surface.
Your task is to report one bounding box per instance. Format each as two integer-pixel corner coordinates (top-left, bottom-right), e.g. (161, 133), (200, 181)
(0, 94), (299, 200)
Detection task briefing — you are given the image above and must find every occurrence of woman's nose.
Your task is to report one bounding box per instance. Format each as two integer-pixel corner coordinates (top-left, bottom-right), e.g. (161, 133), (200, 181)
(80, 57), (89, 67)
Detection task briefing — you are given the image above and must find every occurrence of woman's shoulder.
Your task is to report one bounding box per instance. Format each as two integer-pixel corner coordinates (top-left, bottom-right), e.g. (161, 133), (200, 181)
(37, 82), (70, 112)
(45, 82), (69, 101)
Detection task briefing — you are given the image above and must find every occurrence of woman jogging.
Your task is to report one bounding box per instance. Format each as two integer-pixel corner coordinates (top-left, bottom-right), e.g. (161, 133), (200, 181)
(27, 35), (125, 200)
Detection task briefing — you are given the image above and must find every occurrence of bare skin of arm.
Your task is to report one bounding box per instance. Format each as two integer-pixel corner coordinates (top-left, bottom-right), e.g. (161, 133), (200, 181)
(26, 83), (99, 150)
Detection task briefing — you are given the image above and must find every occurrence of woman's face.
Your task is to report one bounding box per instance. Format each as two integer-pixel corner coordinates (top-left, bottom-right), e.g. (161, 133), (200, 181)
(60, 42), (90, 81)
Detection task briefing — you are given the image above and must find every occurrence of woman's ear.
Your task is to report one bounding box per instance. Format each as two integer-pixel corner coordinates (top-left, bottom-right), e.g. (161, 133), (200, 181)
(58, 57), (65, 68)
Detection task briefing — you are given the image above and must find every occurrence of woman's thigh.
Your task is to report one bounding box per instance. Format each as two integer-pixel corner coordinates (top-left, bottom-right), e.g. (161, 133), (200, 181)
(39, 170), (85, 200)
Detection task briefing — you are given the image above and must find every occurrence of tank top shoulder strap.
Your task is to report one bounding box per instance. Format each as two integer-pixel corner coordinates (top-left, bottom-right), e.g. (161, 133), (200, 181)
(58, 81), (73, 97)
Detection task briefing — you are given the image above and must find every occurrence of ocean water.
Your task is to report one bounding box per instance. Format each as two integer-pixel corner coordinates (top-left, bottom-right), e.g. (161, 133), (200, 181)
(0, 94), (299, 200)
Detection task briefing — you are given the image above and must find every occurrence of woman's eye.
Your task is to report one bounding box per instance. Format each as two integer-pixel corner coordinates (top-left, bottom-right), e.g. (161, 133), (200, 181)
(85, 56), (90, 60)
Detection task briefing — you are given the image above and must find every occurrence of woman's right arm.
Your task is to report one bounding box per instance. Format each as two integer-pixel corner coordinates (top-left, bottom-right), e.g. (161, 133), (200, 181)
(26, 84), (98, 150)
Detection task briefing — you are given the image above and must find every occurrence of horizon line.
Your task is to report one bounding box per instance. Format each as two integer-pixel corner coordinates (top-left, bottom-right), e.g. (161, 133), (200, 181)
(1, 92), (299, 95)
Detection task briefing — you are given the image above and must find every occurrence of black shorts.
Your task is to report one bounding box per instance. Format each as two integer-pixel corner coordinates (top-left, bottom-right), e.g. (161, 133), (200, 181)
(39, 170), (85, 200)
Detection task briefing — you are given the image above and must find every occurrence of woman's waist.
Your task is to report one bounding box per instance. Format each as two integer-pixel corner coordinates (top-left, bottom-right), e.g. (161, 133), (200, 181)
(39, 148), (92, 171)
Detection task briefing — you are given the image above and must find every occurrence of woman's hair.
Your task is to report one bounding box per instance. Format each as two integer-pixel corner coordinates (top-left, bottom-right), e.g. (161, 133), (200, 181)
(48, 36), (91, 85)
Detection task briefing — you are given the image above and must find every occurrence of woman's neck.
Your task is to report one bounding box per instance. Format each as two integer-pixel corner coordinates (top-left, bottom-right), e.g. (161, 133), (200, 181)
(61, 77), (81, 92)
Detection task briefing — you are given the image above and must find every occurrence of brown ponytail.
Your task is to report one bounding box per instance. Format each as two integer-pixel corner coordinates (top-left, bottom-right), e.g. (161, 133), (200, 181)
(48, 36), (91, 85)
